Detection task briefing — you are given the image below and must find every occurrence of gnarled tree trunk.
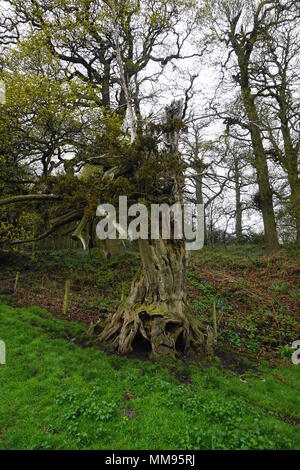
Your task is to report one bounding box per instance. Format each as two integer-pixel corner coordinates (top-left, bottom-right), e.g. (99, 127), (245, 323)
(99, 100), (210, 356)
(99, 238), (208, 356)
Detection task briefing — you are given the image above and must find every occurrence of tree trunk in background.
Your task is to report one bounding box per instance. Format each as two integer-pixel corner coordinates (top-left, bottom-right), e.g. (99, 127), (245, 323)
(195, 171), (207, 245)
(99, 238), (208, 356)
(228, 16), (280, 252)
(240, 87), (279, 252)
(278, 99), (300, 244)
(286, 162), (300, 244)
(234, 157), (243, 243)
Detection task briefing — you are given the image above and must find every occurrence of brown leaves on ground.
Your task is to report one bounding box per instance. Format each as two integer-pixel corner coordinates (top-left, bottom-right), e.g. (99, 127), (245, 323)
(191, 250), (300, 321)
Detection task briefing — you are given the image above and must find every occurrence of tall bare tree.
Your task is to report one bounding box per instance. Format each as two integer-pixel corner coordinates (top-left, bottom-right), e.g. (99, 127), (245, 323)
(199, 0), (300, 250)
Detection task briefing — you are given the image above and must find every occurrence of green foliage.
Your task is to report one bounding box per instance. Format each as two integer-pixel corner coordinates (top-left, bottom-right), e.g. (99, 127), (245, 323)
(181, 424), (293, 451)
(56, 389), (116, 445)
(291, 290), (300, 302)
(277, 345), (293, 359)
(188, 245), (300, 357)
(270, 281), (291, 294)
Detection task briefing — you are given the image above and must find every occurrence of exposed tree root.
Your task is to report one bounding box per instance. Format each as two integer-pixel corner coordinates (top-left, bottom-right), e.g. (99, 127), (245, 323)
(99, 239), (213, 357)
(99, 301), (210, 357)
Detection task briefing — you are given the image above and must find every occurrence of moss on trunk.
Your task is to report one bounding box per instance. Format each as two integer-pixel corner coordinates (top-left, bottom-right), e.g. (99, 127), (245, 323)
(99, 239), (210, 356)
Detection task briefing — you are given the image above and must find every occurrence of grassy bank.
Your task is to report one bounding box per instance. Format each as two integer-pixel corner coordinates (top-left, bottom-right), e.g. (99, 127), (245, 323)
(0, 244), (299, 362)
(0, 299), (299, 450)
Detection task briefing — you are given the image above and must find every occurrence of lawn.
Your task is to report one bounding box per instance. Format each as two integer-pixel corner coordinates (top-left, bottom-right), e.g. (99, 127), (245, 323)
(0, 298), (299, 450)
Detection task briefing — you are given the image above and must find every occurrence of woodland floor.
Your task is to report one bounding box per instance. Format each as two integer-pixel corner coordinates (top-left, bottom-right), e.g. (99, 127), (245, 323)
(0, 244), (299, 449)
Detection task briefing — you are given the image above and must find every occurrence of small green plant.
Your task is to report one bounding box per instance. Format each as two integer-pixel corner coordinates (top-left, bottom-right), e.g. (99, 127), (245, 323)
(270, 281), (290, 294)
(56, 388), (116, 447)
(291, 290), (300, 302)
(277, 344), (293, 359)
(227, 331), (242, 347)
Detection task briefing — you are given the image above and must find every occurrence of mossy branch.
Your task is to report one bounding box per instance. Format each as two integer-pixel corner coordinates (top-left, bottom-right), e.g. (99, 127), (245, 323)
(0, 194), (62, 206)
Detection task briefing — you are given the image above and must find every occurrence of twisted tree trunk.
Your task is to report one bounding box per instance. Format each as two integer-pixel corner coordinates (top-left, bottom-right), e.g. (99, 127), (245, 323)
(99, 238), (208, 356)
(99, 98), (210, 356)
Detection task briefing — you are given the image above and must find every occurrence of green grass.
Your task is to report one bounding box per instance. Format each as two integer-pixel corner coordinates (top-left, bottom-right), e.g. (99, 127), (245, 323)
(0, 299), (299, 450)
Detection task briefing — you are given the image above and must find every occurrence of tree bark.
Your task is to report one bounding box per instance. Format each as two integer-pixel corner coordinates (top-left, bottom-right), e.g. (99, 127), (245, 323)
(0, 194), (62, 206)
(240, 77), (279, 252)
(99, 238), (208, 356)
(286, 160), (300, 244)
(277, 93), (300, 244)
(195, 170), (207, 245)
(234, 156), (243, 243)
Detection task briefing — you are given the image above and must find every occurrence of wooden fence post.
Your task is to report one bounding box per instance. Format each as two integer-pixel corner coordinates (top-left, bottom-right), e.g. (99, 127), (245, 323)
(63, 279), (71, 315)
(212, 302), (217, 341)
(14, 272), (20, 295)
